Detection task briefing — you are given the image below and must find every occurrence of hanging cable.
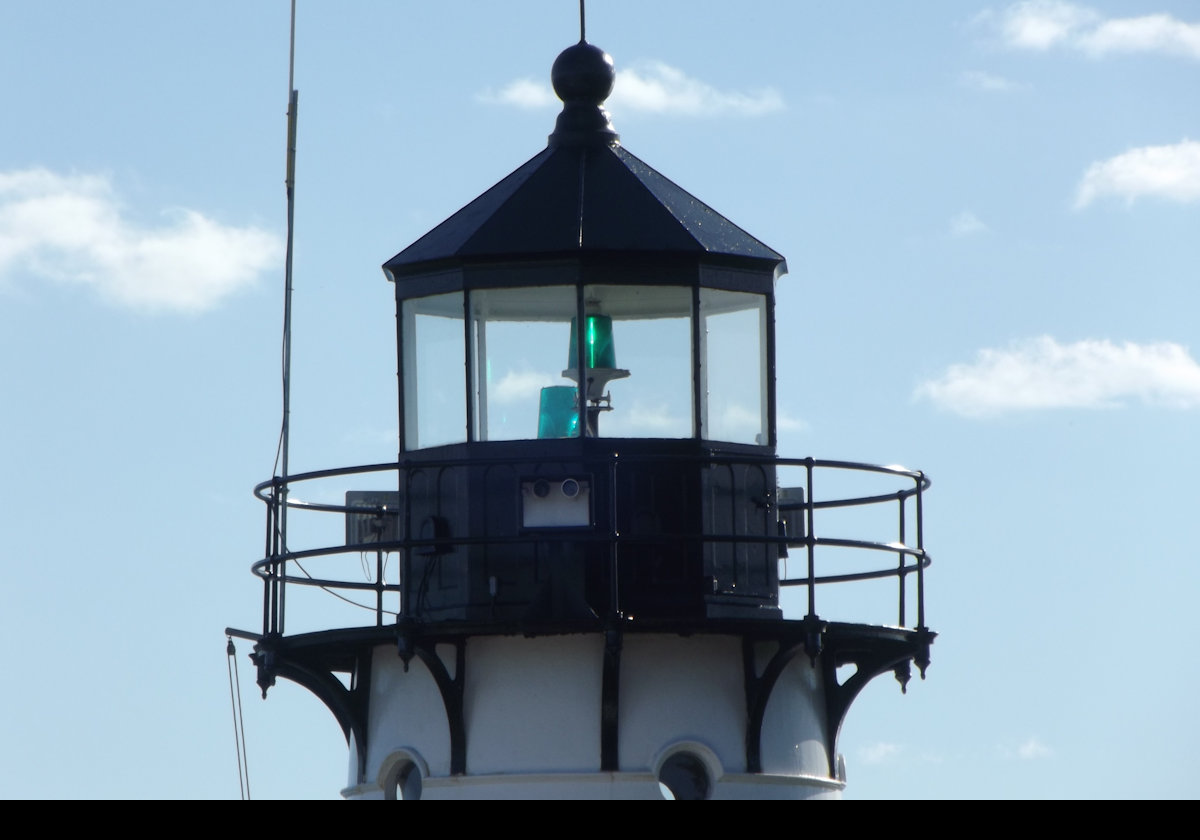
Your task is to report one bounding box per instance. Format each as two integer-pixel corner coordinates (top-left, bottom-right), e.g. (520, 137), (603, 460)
(226, 637), (252, 800)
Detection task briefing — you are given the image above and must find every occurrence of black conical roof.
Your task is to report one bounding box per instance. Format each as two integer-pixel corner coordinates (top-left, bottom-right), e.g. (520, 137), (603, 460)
(384, 41), (786, 279)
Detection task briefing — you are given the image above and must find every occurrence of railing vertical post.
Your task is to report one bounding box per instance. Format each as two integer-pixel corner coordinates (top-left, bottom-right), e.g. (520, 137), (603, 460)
(267, 481), (285, 636)
(263, 485), (276, 636)
(278, 479), (287, 636)
(897, 492), (907, 628)
(805, 458), (816, 618)
(376, 547), (385, 627)
(915, 474), (926, 630)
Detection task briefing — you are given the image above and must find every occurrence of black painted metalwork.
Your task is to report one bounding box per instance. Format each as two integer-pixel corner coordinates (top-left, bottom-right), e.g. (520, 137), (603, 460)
(230, 628), (372, 785)
(739, 619), (934, 778)
(408, 635), (467, 776)
(229, 34), (938, 791)
(228, 614), (934, 784)
(601, 628), (622, 771)
(245, 449), (929, 634)
(382, 37), (784, 287)
(228, 448), (934, 781)
(742, 631), (808, 774)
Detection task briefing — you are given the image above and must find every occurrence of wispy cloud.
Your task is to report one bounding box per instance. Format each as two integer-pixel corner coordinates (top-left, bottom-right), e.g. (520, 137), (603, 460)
(612, 62), (784, 116)
(713, 402), (764, 435)
(950, 210), (988, 236)
(915, 336), (1200, 416)
(1017, 737), (1053, 759)
(1075, 140), (1200, 208)
(777, 410), (808, 433)
(492, 369), (557, 404)
(991, 0), (1100, 50)
(859, 742), (902, 765)
(991, 1), (1200, 60)
(600, 400), (690, 437)
(476, 78), (558, 110)
(998, 736), (1054, 760)
(959, 70), (1022, 92)
(0, 168), (280, 313)
(479, 61), (784, 117)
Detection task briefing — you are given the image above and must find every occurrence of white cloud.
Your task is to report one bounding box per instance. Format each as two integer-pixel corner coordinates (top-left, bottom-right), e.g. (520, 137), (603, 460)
(613, 62), (784, 117)
(914, 336), (1200, 417)
(998, 736), (1054, 760)
(0, 168), (280, 313)
(714, 402), (763, 434)
(959, 70), (1021, 92)
(859, 742), (902, 765)
(776, 410), (808, 433)
(1075, 140), (1200, 207)
(491, 369), (557, 404)
(479, 61), (784, 117)
(996, 1), (1100, 50)
(476, 78), (558, 109)
(1017, 737), (1053, 759)
(993, 1), (1200, 59)
(1079, 13), (1200, 59)
(600, 399), (690, 437)
(950, 210), (988, 236)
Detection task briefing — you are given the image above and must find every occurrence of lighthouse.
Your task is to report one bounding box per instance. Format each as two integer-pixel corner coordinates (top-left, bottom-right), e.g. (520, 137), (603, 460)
(229, 34), (934, 800)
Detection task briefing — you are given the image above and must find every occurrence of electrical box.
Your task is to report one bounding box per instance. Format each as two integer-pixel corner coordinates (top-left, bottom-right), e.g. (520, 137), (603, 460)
(345, 490), (401, 545)
(777, 486), (806, 543)
(521, 477), (591, 528)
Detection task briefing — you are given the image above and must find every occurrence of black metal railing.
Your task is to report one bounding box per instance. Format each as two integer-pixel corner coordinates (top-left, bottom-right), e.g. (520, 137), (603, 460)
(251, 454), (930, 637)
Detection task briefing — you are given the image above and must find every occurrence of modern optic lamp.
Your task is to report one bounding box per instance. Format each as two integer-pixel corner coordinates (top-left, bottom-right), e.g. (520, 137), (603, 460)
(559, 313), (630, 435)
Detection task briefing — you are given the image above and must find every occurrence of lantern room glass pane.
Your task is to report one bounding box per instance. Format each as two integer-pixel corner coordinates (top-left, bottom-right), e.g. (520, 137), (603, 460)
(470, 287), (577, 442)
(701, 289), (767, 445)
(583, 284), (692, 439)
(402, 292), (466, 450)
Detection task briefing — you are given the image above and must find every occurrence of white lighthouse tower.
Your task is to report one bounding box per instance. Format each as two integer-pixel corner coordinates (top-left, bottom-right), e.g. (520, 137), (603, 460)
(229, 34), (933, 800)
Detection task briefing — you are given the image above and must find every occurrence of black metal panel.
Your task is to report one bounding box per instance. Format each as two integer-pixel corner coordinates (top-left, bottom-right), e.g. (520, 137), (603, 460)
(383, 144), (785, 280)
(703, 460), (777, 605)
(385, 149), (554, 269)
(614, 453), (705, 618)
(397, 439), (781, 624)
(457, 148), (589, 259)
(611, 147), (784, 264)
(579, 148), (712, 253)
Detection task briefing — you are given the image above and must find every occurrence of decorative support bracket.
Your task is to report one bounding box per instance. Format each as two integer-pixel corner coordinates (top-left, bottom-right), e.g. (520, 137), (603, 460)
(743, 623), (934, 778)
(250, 635), (372, 784)
(402, 629), (467, 776)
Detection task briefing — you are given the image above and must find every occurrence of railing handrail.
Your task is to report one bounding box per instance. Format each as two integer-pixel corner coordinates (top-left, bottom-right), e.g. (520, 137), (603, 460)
(257, 454), (929, 512)
(252, 453), (931, 636)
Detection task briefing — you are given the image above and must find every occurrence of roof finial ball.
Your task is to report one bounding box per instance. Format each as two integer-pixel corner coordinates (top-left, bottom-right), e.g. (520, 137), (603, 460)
(552, 40), (615, 104)
(549, 39), (619, 147)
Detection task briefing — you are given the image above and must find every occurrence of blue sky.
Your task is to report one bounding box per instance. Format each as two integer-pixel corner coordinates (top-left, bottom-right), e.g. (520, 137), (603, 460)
(2, 1), (1198, 799)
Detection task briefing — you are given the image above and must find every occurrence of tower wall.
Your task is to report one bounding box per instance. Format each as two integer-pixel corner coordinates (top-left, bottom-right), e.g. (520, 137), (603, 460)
(345, 633), (841, 800)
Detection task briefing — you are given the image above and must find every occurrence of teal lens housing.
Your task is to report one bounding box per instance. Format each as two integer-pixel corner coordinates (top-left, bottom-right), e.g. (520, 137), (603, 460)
(537, 385), (580, 438)
(566, 315), (618, 370)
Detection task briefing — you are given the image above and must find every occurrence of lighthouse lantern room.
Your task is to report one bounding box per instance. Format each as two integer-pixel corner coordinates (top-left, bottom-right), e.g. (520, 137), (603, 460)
(229, 34), (934, 800)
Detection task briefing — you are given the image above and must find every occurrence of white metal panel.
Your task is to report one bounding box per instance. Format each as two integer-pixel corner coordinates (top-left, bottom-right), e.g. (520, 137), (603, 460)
(366, 646), (455, 779)
(464, 635), (604, 774)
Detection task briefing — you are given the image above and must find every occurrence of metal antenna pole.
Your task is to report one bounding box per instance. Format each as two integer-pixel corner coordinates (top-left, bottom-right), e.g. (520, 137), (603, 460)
(278, 0), (299, 632)
(580, 0), (586, 41)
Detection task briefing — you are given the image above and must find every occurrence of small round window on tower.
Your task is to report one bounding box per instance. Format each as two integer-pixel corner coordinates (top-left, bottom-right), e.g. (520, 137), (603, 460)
(657, 751), (711, 800)
(385, 760), (422, 801)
